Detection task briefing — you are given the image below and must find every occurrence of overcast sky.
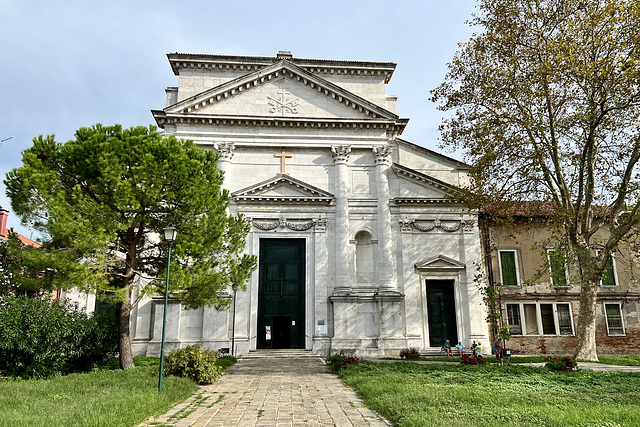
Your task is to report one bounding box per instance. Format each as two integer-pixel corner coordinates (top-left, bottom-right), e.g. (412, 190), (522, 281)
(0, 0), (477, 238)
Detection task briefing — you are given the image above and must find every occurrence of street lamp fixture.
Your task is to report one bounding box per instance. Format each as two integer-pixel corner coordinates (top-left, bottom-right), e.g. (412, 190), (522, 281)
(158, 225), (177, 392)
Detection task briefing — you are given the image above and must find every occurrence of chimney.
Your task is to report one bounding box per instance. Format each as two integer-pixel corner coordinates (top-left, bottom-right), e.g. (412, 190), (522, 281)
(0, 206), (8, 239)
(277, 50), (293, 60)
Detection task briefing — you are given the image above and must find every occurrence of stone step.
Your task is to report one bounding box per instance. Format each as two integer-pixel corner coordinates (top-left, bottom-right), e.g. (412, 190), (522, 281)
(240, 349), (322, 359)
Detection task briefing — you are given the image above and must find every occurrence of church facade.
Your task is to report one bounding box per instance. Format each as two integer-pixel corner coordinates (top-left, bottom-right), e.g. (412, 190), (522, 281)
(130, 51), (489, 357)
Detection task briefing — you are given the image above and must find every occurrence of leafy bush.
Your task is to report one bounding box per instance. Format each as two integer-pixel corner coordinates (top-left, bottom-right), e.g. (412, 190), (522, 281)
(544, 356), (577, 371)
(0, 294), (118, 379)
(326, 352), (361, 372)
(163, 344), (222, 384)
(460, 353), (486, 365)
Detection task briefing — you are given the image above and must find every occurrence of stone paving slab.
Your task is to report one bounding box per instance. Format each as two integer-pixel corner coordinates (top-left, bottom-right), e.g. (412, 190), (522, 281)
(140, 356), (390, 427)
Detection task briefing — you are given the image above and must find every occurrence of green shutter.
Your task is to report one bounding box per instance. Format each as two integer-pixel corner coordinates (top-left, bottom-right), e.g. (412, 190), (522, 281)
(500, 251), (518, 286)
(549, 250), (568, 286)
(602, 257), (616, 286)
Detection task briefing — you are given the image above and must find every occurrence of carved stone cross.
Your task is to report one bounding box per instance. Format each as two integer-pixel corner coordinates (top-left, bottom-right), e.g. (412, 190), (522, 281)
(275, 148), (293, 174)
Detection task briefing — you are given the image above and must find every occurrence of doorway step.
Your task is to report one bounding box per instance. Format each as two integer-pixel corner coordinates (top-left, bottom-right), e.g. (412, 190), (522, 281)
(241, 349), (321, 359)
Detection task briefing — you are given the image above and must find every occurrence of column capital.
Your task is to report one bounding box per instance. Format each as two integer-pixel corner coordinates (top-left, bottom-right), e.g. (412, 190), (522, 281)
(331, 145), (351, 164)
(213, 142), (235, 161)
(373, 145), (392, 165)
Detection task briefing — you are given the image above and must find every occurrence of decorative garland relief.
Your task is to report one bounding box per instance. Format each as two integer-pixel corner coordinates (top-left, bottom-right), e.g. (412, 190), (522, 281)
(248, 215), (327, 232)
(400, 218), (476, 233)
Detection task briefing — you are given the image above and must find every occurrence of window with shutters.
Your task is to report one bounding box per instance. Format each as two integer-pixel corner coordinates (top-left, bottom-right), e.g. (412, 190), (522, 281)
(498, 250), (520, 287)
(547, 249), (568, 286)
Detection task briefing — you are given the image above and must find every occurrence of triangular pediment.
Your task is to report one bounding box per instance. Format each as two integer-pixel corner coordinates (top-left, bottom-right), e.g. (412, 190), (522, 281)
(232, 174), (334, 204)
(391, 164), (458, 204)
(163, 60), (399, 121)
(415, 254), (466, 272)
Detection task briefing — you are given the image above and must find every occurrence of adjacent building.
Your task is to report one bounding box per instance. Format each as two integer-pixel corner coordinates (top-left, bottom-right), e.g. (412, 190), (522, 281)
(481, 212), (640, 355)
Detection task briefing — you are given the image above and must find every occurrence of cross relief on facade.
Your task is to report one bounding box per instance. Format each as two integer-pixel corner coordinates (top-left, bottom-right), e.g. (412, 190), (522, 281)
(268, 89), (299, 115)
(275, 148), (293, 174)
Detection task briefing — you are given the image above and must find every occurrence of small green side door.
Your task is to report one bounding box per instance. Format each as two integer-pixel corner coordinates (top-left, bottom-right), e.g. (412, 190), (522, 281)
(426, 280), (458, 347)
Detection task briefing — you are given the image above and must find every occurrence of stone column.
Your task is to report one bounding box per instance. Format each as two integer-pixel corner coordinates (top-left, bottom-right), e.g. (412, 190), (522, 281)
(373, 145), (396, 291)
(332, 145), (351, 293)
(213, 142), (235, 190)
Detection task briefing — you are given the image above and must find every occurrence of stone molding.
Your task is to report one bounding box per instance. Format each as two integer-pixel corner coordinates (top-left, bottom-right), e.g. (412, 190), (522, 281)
(391, 163), (456, 193)
(248, 215), (326, 232)
(166, 52), (397, 84)
(154, 115), (407, 132)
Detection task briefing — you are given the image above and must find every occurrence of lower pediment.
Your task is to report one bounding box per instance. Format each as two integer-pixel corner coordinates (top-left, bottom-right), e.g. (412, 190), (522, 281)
(232, 174), (334, 204)
(415, 255), (466, 272)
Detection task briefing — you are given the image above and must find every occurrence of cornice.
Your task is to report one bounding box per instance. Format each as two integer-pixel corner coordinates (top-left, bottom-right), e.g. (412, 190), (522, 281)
(152, 111), (408, 133)
(391, 198), (453, 205)
(167, 52), (396, 83)
(391, 163), (457, 193)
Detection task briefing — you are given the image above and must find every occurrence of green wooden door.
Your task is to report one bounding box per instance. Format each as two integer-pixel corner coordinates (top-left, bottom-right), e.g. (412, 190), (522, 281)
(426, 280), (458, 347)
(257, 239), (305, 349)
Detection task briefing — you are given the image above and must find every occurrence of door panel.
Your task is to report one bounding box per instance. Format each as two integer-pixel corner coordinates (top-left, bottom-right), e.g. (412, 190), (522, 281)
(258, 239), (305, 349)
(426, 280), (458, 347)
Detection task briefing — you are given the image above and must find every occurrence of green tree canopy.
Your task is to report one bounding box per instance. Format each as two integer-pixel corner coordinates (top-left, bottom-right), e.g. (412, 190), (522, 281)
(431, 0), (640, 360)
(4, 124), (256, 368)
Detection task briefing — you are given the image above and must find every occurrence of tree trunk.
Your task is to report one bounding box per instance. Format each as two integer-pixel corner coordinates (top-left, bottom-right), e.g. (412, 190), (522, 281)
(573, 279), (599, 361)
(118, 290), (135, 369)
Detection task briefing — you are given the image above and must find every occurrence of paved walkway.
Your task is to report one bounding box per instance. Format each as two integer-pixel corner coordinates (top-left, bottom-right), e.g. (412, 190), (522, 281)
(141, 355), (640, 427)
(140, 355), (389, 427)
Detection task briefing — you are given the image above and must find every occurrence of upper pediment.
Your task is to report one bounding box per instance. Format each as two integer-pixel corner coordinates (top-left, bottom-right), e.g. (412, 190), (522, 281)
(232, 174), (334, 204)
(163, 60), (400, 122)
(391, 164), (458, 204)
(415, 254), (466, 272)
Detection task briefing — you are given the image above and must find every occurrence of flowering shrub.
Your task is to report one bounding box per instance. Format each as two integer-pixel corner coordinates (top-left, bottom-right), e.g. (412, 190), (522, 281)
(460, 353), (486, 365)
(399, 347), (420, 359)
(326, 352), (361, 371)
(544, 356), (577, 371)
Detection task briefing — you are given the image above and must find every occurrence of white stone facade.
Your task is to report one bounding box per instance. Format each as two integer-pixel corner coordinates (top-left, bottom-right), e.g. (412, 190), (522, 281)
(131, 51), (489, 357)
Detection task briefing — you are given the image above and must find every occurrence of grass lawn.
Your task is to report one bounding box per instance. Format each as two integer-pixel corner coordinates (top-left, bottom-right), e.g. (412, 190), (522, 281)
(0, 356), (234, 427)
(403, 354), (640, 366)
(337, 361), (640, 427)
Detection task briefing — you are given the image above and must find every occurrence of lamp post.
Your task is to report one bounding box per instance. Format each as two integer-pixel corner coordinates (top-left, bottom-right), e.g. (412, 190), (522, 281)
(158, 225), (177, 392)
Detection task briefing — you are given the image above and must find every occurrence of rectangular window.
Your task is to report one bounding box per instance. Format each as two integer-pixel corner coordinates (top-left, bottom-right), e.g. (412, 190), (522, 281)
(499, 250), (519, 286)
(547, 249), (568, 286)
(507, 304), (522, 335)
(523, 304), (539, 335)
(602, 256), (617, 287)
(540, 304), (556, 334)
(604, 303), (625, 335)
(504, 302), (574, 336)
(557, 304), (573, 335)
